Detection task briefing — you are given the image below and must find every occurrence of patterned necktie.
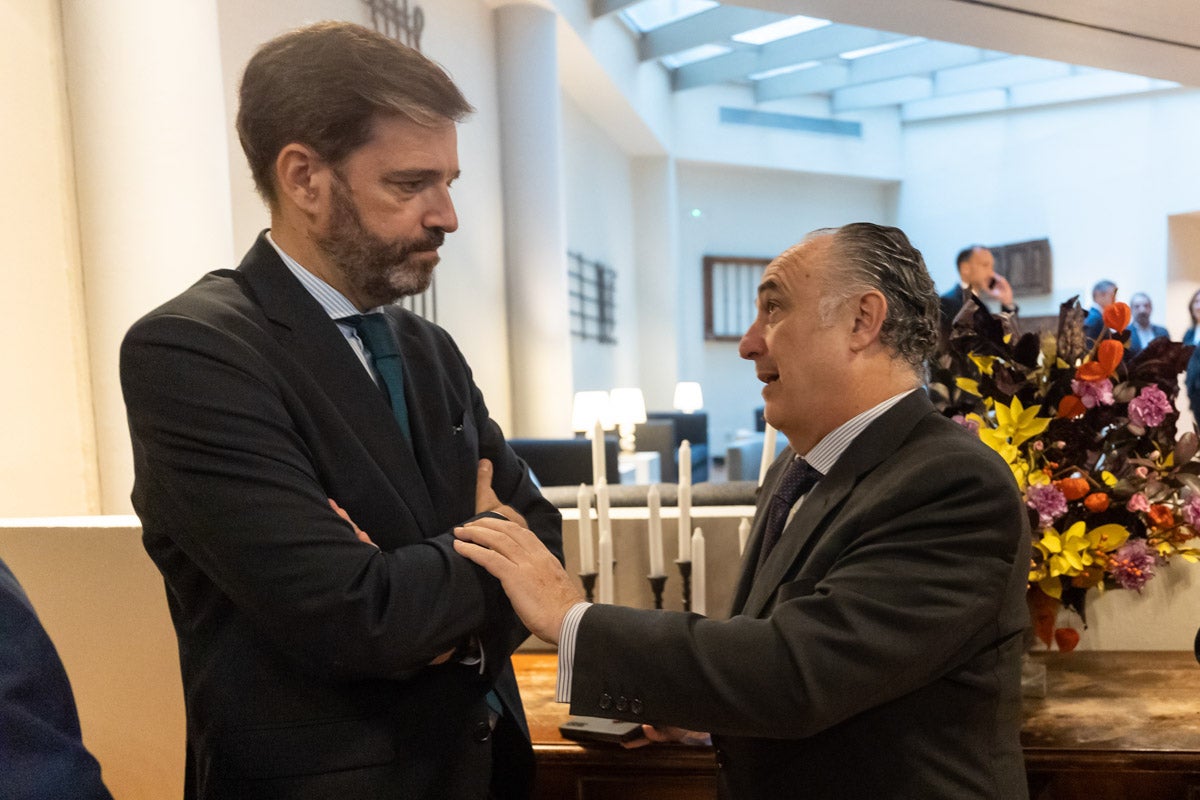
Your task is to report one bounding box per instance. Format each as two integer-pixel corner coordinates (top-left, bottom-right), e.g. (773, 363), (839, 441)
(757, 456), (823, 568)
(344, 314), (412, 441)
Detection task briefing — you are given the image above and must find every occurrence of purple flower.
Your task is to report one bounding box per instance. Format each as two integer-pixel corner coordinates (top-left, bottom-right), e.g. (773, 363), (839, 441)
(1026, 483), (1068, 528)
(1128, 384), (1172, 428)
(1071, 378), (1114, 408)
(1107, 539), (1159, 591)
(952, 414), (979, 435)
(1183, 493), (1200, 530)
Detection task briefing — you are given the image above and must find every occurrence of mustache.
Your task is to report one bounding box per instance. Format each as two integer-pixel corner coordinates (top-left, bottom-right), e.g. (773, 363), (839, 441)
(407, 230), (445, 252)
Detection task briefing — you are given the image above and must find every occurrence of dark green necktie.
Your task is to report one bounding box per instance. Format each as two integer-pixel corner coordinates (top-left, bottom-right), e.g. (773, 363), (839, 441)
(345, 314), (412, 441)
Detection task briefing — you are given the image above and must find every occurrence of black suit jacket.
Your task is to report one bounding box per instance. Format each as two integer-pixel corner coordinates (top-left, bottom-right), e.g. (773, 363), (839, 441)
(0, 558), (112, 800)
(120, 234), (561, 799)
(569, 392), (1030, 799)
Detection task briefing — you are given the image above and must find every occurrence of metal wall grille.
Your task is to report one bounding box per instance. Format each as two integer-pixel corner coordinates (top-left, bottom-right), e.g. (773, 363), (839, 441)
(569, 252), (617, 344)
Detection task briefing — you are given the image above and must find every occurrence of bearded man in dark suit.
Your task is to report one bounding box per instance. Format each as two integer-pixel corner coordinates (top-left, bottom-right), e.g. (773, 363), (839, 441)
(120, 22), (560, 799)
(456, 224), (1030, 799)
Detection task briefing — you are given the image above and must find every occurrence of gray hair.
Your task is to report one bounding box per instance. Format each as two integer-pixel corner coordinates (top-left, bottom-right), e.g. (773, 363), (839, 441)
(805, 223), (940, 373)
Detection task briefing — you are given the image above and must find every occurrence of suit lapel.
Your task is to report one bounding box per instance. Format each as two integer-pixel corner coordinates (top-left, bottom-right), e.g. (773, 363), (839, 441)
(237, 234), (439, 537)
(738, 391), (937, 618)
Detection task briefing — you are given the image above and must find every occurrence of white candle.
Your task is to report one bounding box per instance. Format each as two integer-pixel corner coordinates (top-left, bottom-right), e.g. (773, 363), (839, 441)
(577, 483), (595, 574)
(758, 424), (777, 486)
(596, 479), (611, 545)
(598, 532), (613, 604)
(677, 482), (692, 561)
(592, 420), (605, 486)
(647, 484), (664, 577)
(691, 527), (706, 616)
(679, 439), (692, 488)
(738, 517), (751, 556)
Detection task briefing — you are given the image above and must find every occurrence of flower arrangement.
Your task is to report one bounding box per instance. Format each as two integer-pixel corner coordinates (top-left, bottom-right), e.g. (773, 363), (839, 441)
(931, 296), (1200, 650)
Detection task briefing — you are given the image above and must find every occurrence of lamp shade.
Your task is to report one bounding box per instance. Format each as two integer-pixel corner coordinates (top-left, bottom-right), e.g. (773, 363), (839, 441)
(572, 391), (613, 432)
(609, 387), (647, 426)
(673, 381), (704, 413)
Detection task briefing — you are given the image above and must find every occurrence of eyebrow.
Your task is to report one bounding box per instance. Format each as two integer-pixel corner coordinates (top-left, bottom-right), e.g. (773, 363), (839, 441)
(757, 278), (781, 298)
(383, 168), (461, 183)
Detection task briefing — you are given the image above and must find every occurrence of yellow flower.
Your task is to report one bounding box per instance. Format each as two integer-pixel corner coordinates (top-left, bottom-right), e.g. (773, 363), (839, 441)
(956, 377), (981, 396)
(1035, 522), (1094, 577)
(993, 396), (1050, 448)
(969, 354), (997, 376)
(1100, 471), (1117, 487)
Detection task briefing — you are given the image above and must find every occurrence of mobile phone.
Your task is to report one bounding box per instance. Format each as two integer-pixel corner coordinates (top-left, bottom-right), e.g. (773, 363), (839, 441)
(559, 715), (645, 744)
(988, 276), (998, 289)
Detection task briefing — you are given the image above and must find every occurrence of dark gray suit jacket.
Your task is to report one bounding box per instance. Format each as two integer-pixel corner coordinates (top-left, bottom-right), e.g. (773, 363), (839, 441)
(569, 391), (1030, 799)
(120, 233), (561, 799)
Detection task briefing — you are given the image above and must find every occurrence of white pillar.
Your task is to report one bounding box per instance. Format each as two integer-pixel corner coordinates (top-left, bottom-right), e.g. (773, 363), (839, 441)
(633, 155), (682, 410)
(61, 0), (235, 512)
(494, 3), (573, 437)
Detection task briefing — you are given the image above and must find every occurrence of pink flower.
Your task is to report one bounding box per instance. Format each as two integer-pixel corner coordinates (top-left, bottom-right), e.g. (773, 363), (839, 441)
(1128, 384), (1172, 428)
(1108, 539), (1158, 592)
(952, 415), (979, 435)
(1070, 378), (1114, 408)
(1127, 493), (1150, 513)
(1135, 466), (1149, 479)
(1026, 483), (1068, 528)
(1183, 494), (1200, 530)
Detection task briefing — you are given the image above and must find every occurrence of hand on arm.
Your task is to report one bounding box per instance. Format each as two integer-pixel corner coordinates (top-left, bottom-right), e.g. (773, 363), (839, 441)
(453, 516), (582, 644)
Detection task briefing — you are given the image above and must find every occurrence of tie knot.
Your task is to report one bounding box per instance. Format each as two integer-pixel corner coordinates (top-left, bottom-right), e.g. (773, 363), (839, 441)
(773, 456), (822, 507)
(343, 313), (399, 359)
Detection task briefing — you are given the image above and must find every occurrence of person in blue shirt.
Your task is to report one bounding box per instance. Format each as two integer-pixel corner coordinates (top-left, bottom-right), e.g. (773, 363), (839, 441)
(0, 557), (112, 800)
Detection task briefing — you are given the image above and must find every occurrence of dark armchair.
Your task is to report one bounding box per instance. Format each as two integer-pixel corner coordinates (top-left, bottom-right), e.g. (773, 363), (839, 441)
(508, 436), (620, 487)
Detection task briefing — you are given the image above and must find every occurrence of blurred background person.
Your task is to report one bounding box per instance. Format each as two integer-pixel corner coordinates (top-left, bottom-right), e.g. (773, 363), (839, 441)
(1083, 279), (1118, 344)
(1127, 292), (1169, 356)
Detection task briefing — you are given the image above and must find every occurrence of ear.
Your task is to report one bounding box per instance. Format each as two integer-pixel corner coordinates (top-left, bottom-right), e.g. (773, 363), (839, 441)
(848, 290), (887, 352)
(274, 143), (331, 217)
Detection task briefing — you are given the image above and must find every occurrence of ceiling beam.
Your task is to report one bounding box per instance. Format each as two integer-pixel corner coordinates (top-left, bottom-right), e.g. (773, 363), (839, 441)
(849, 41), (983, 84)
(755, 63), (849, 102)
(934, 55), (1072, 95)
(591, 0), (641, 19)
(638, 6), (786, 61)
(833, 76), (933, 111)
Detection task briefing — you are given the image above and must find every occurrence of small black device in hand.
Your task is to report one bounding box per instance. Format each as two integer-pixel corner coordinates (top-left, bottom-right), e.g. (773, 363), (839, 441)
(559, 716), (644, 744)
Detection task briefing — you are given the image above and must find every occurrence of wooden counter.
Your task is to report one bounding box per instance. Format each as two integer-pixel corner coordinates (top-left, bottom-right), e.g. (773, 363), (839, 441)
(514, 650), (1200, 800)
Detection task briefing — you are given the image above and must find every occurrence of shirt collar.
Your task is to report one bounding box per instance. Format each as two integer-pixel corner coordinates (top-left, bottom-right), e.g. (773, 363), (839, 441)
(800, 388), (916, 475)
(265, 231), (385, 319)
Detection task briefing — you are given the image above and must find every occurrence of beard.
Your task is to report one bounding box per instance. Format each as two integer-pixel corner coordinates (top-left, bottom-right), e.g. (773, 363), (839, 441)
(315, 176), (444, 307)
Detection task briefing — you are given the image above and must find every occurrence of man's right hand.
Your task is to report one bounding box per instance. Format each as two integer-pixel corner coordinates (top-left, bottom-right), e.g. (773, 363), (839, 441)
(475, 458), (528, 529)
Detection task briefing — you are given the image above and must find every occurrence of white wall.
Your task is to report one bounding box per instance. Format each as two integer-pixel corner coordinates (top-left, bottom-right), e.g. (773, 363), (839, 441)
(899, 90), (1200, 327)
(676, 163), (898, 453)
(561, 94), (640, 402)
(0, 0), (100, 516)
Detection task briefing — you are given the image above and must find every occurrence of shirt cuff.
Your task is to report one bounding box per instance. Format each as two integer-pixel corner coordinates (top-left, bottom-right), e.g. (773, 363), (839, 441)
(555, 602), (592, 703)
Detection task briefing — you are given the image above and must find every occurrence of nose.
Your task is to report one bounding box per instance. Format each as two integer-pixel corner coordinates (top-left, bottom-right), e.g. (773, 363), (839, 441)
(426, 185), (458, 234)
(739, 317), (764, 361)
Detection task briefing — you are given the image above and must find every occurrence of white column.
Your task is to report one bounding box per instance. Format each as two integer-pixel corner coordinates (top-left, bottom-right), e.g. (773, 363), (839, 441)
(494, 3), (573, 437)
(633, 155), (681, 409)
(61, 0), (235, 512)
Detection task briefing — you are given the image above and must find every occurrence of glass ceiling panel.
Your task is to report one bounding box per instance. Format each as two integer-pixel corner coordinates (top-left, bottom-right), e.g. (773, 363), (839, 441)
(661, 43), (732, 69)
(620, 0), (718, 33)
(733, 15), (831, 46)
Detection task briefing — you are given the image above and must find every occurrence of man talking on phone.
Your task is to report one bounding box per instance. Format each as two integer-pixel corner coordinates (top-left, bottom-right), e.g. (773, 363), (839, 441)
(938, 244), (1017, 344)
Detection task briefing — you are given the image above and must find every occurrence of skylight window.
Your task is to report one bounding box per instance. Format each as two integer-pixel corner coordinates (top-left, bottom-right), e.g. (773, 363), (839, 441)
(840, 37), (924, 60)
(661, 43), (732, 69)
(748, 61), (821, 81)
(733, 15), (830, 45)
(620, 0), (718, 33)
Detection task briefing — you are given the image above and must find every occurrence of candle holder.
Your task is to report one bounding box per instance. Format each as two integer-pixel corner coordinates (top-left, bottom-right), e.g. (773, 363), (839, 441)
(579, 572), (598, 604)
(647, 574), (668, 610)
(676, 560), (692, 612)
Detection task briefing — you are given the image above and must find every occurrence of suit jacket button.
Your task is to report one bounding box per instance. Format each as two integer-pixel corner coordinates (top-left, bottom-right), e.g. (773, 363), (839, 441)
(599, 692), (613, 711)
(615, 696), (628, 712)
(473, 721), (491, 743)
(630, 698), (643, 715)
(715, 748), (727, 768)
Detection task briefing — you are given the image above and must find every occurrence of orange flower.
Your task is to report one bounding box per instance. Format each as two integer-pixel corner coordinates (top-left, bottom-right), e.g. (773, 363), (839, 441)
(1083, 492), (1110, 512)
(1055, 476), (1090, 501)
(1075, 339), (1123, 382)
(1148, 504), (1175, 529)
(1103, 301), (1131, 332)
(1057, 395), (1086, 419)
